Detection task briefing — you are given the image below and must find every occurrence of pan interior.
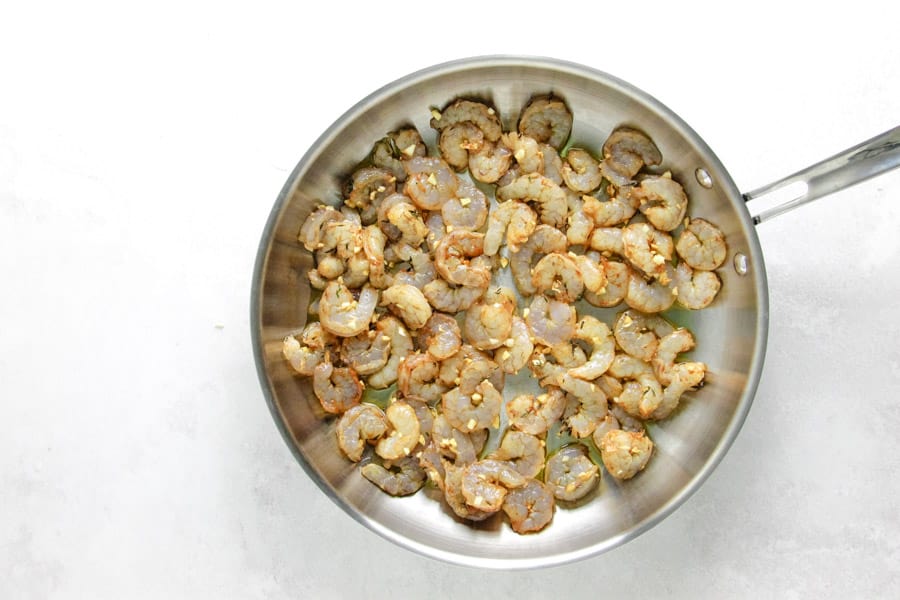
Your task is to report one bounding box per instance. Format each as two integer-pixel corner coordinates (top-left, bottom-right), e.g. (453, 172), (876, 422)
(251, 56), (768, 568)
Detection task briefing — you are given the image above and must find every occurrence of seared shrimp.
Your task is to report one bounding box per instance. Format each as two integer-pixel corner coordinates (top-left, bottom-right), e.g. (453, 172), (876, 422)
(584, 258), (631, 308)
(442, 380), (502, 432)
(568, 316), (615, 380)
(433, 230), (491, 288)
(416, 313), (462, 360)
(442, 180), (489, 232)
(431, 414), (481, 465)
(561, 148), (602, 193)
(379, 195), (429, 246)
(625, 269), (677, 314)
(560, 381), (608, 438)
(497, 173), (567, 228)
(463, 286), (516, 351)
(631, 173), (688, 232)
(336, 404), (387, 462)
(345, 167), (396, 218)
(461, 459), (527, 513)
(506, 388), (567, 436)
(509, 224), (567, 296)
(588, 227), (625, 257)
(621, 223), (674, 283)
(518, 95), (573, 149)
(319, 281), (379, 337)
(468, 139), (513, 183)
(430, 98), (503, 142)
(340, 328), (391, 375)
(361, 456), (426, 496)
(650, 361), (706, 420)
(525, 295), (577, 347)
(438, 122), (485, 171)
(544, 445), (599, 502)
(398, 352), (449, 404)
(541, 144), (564, 184)
(613, 309), (674, 362)
(367, 316), (413, 389)
(598, 126), (662, 187)
(375, 400), (421, 460)
(283, 322), (334, 376)
(503, 479), (555, 534)
(583, 193), (638, 227)
(313, 362), (362, 415)
(423, 278), (487, 313)
(484, 200), (538, 255)
(389, 248), (435, 290)
(607, 354), (663, 419)
(676, 217), (727, 270)
(494, 316), (533, 374)
(672, 262), (721, 309)
(651, 328), (699, 386)
(491, 431), (545, 479)
(403, 156), (459, 211)
(381, 283), (432, 330)
(299, 205), (344, 251)
(443, 463), (495, 521)
(591, 413), (621, 448)
(531, 253), (584, 303)
(372, 127), (427, 182)
(362, 225), (389, 289)
(566, 192), (594, 246)
(598, 429), (653, 480)
(502, 132), (544, 174)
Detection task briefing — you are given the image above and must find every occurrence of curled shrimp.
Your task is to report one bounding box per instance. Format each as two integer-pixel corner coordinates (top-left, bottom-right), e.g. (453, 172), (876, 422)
(299, 205), (344, 251)
(344, 167), (396, 220)
(673, 262), (721, 310)
(375, 400), (421, 460)
(468, 139), (513, 183)
(433, 230), (491, 288)
(502, 131), (544, 173)
(591, 412), (621, 448)
(541, 143), (564, 184)
(443, 463), (494, 521)
(574, 253), (608, 294)
(442, 379), (502, 432)
(461, 459), (527, 513)
(336, 404), (387, 462)
(416, 313), (461, 361)
(607, 354), (663, 419)
(372, 127), (427, 182)
(598, 429), (653, 481)
(622, 222), (674, 283)
(438, 344), (502, 395)
(565, 191), (594, 246)
(631, 173), (689, 232)
(377, 193), (429, 246)
(496, 172), (567, 228)
(506, 388), (566, 436)
(340, 328), (390, 375)
(313, 362), (362, 415)
(491, 431), (545, 479)
(544, 445), (599, 502)
(502, 479), (555, 534)
(509, 224), (567, 296)
(625, 269), (677, 314)
(380, 283), (432, 330)
(423, 278), (486, 313)
(613, 309), (674, 362)
(319, 281), (379, 337)
(561, 148), (602, 193)
(584, 258), (631, 308)
(650, 361), (706, 420)
(388, 248), (435, 290)
(598, 126), (662, 187)
(367, 316), (413, 389)
(651, 328), (700, 385)
(531, 252), (584, 302)
(361, 456), (426, 496)
(676, 217), (727, 270)
(398, 352), (449, 404)
(494, 316), (533, 374)
(517, 95), (573, 149)
(568, 316), (615, 380)
(463, 286), (516, 351)
(403, 156), (459, 211)
(588, 226), (624, 257)
(442, 180), (488, 232)
(431, 413), (481, 465)
(430, 98), (503, 142)
(283, 321), (335, 376)
(483, 200), (538, 256)
(438, 121), (485, 171)
(525, 295), (577, 347)
(560, 380), (609, 438)
(583, 192), (639, 227)
(362, 225), (388, 289)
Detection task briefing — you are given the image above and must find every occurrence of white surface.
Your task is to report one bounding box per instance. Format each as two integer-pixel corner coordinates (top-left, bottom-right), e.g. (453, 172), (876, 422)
(2, 2), (899, 598)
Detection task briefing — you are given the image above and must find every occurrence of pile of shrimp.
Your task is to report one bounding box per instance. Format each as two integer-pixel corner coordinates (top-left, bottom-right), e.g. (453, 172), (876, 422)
(283, 95), (728, 534)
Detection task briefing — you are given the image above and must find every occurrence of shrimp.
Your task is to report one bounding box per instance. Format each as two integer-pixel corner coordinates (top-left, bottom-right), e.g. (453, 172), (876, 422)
(650, 361), (706, 420)
(463, 286), (516, 351)
(380, 283), (432, 330)
(591, 413), (621, 448)
(468, 139), (513, 183)
(403, 156), (459, 211)
(388, 248), (435, 290)
(283, 322), (335, 376)
(621, 222), (674, 283)
(598, 126), (662, 187)
(438, 344), (502, 394)
(675, 217), (727, 270)
(299, 205), (344, 251)
(443, 463), (494, 521)
(336, 404), (387, 462)
(509, 224), (567, 296)
(494, 317), (533, 374)
(433, 230), (491, 288)
(561, 148), (602, 193)
(381, 196), (429, 246)
(518, 95), (573, 149)
(568, 316), (615, 380)
(442, 380), (502, 432)
(541, 144), (564, 184)
(422, 278), (486, 313)
(361, 456), (426, 496)
(461, 459), (527, 513)
(573, 253), (607, 294)
(502, 132), (544, 173)
(362, 225), (388, 289)
(313, 362), (362, 415)
(416, 313), (461, 361)
(607, 354), (664, 419)
(525, 295), (577, 347)
(672, 262), (721, 310)
(372, 127), (427, 182)
(588, 227), (624, 257)
(560, 380), (608, 438)
(584, 258), (631, 308)
(613, 309), (674, 362)
(431, 414), (480, 465)
(345, 167), (396, 217)
(652, 328), (700, 386)
(438, 121), (485, 171)
(583, 192), (639, 227)
(544, 445), (599, 502)
(625, 269), (677, 314)
(340, 328), (391, 375)
(398, 352), (449, 404)
(565, 191), (594, 246)
(442, 180), (489, 232)
(430, 98), (503, 142)
(496, 173), (567, 228)
(506, 388), (566, 435)
(598, 429), (653, 481)
(609, 403), (646, 433)
(483, 200), (538, 256)
(375, 400), (421, 460)
(367, 316), (413, 389)
(319, 281), (379, 337)
(502, 479), (555, 534)
(631, 173), (689, 232)
(424, 212), (446, 253)
(531, 253), (584, 303)
(490, 431), (545, 479)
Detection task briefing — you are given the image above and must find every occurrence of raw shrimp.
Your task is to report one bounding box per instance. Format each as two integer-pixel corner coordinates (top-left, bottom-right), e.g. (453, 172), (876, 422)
(398, 352), (449, 404)
(313, 362), (362, 415)
(318, 281), (379, 337)
(621, 222), (675, 283)
(607, 354), (664, 419)
(675, 217), (727, 270)
(380, 283), (432, 330)
(367, 316), (413, 389)
(336, 404), (387, 462)
(375, 400), (421, 460)
(403, 156), (459, 211)
(509, 225), (567, 295)
(544, 445), (599, 502)
(561, 148), (602, 193)
(340, 328), (390, 375)
(613, 309), (674, 362)
(468, 140), (513, 183)
(461, 459), (527, 513)
(430, 98), (503, 142)
(584, 258), (631, 308)
(565, 192), (594, 246)
(299, 205), (344, 251)
(345, 167), (396, 216)
(438, 122), (485, 171)
(433, 230), (491, 288)
(598, 429), (653, 480)
(463, 286), (516, 351)
(598, 126), (662, 187)
(431, 414), (480, 465)
(502, 479), (555, 534)
(494, 317), (533, 374)
(672, 262), (721, 309)
(483, 200), (538, 255)
(361, 456), (426, 496)
(525, 295), (577, 347)
(588, 227), (624, 257)
(422, 278), (486, 313)
(625, 269), (677, 314)
(518, 95), (573, 149)
(506, 388), (566, 436)
(442, 180), (488, 232)
(631, 173), (688, 232)
(568, 316), (615, 380)
(531, 253), (584, 303)
(583, 193), (638, 227)
(501, 132), (543, 173)
(416, 313), (461, 360)
(560, 381), (608, 438)
(443, 463), (494, 521)
(491, 431), (545, 479)
(442, 380), (502, 432)
(496, 173), (567, 228)
(372, 127), (427, 182)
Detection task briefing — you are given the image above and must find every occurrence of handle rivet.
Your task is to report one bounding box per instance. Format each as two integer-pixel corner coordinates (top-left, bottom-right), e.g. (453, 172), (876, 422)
(695, 167), (713, 188)
(733, 252), (749, 276)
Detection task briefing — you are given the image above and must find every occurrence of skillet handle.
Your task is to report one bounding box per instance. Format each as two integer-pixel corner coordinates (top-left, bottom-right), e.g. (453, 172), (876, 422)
(743, 125), (900, 224)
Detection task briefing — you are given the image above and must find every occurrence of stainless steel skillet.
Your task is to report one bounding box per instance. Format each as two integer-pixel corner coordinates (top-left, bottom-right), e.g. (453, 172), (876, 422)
(250, 56), (900, 569)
